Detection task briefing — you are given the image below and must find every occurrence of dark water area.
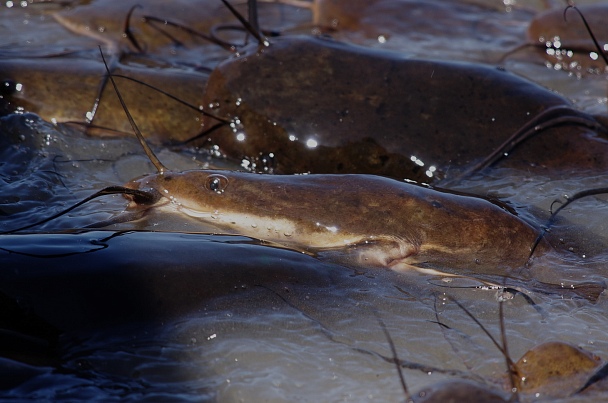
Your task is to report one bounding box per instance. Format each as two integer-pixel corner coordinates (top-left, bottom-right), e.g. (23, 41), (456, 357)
(0, 232), (340, 401)
(2, 230), (608, 401)
(2, 0), (608, 401)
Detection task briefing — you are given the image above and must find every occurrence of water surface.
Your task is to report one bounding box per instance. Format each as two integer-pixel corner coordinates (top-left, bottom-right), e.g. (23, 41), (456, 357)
(1, 0), (608, 401)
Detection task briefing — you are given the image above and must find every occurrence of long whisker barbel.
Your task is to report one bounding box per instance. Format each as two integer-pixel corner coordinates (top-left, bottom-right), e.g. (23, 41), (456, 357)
(528, 187), (608, 260)
(449, 105), (606, 184)
(109, 74), (230, 123)
(564, 5), (608, 66)
(0, 187), (159, 235)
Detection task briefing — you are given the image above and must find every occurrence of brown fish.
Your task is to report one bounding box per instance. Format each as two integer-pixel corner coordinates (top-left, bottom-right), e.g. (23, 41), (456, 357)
(52, 0), (304, 55)
(515, 4), (608, 72)
(122, 169), (543, 276)
(528, 5), (608, 54)
(293, 0), (529, 62)
(197, 35), (607, 182)
(0, 58), (206, 143)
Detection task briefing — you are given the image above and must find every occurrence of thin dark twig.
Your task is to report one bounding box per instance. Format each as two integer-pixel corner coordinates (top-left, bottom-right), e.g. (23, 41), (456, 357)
(447, 297), (517, 371)
(446, 295), (521, 401)
(499, 299), (516, 396)
(376, 313), (410, 401)
(576, 362), (608, 394)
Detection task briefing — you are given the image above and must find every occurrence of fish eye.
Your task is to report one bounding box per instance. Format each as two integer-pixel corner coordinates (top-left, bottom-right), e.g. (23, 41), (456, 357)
(205, 174), (229, 194)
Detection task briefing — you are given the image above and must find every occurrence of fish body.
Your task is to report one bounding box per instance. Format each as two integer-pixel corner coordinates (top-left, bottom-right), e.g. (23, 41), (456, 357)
(199, 35), (608, 182)
(125, 170), (542, 275)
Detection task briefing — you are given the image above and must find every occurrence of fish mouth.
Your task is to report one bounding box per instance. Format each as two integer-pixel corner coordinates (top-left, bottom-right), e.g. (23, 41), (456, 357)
(123, 190), (162, 208)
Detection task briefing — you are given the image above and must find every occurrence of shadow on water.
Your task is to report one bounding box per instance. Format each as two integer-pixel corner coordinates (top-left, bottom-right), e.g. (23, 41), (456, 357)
(1, 230), (607, 401)
(0, 231), (341, 400)
(0, 230), (470, 401)
(0, 231), (344, 331)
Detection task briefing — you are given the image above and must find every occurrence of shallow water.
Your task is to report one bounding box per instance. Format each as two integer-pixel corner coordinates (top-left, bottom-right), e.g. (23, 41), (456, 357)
(2, 231), (607, 402)
(2, 0), (608, 401)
